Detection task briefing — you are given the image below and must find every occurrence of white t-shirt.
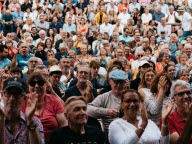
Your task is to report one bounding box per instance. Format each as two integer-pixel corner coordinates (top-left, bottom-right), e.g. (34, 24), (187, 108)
(141, 13), (152, 24)
(181, 12), (192, 31)
(117, 13), (131, 25)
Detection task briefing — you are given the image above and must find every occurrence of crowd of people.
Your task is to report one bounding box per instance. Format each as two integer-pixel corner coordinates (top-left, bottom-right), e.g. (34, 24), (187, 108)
(0, 0), (192, 143)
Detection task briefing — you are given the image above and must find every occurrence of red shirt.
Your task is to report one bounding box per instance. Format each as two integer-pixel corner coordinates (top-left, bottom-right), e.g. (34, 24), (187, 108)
(21, 93), (64, 142)
(168, 109), (192, 142)
(126, 54), (135, 61)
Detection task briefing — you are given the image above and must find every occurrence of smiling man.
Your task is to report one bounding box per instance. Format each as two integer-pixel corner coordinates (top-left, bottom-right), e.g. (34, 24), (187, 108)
(50, 96), (105, 144)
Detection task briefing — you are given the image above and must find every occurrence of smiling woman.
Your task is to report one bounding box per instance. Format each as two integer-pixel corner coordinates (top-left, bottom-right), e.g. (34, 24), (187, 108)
(21, 72), (68, 143)
(109, 89), (172, 144)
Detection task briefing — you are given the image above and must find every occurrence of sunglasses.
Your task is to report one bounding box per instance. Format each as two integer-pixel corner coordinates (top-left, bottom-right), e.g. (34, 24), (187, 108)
(138, 54), (144, 57)
(29, 80), (45, 87)
(174, 90), (192, 97)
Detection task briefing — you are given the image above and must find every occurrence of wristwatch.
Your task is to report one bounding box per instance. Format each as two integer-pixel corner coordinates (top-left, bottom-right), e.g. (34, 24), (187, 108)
(27, 122), (37, 131)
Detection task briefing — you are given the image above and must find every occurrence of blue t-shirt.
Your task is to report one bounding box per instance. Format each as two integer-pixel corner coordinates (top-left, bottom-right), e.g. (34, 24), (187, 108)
(0, 58), (11, 69)
(16, 54), (33, 70)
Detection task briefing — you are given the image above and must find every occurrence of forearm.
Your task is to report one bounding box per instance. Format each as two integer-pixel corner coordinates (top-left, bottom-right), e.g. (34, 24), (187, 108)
(0, 119), (5, 144)
(176, 117), (192, 144)
(161, 119), (169, 136)
(28, 129), (42, 144)
(156, 89), (165, 104)
(10, 54), (17, 69)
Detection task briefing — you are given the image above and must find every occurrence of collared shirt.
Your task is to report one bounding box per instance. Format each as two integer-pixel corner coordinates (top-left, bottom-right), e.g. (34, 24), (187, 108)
(5, 111), (44, 144)
(100, 23), (113, 36)
(12, 11), (24, 21)
(118, 34), (131, 44)
(157, 23), (171, 36)
(181, 12), (192, 31)
(63, 23), (76, 33)
(129, 2), (141, 13)
(36, 21), (50, 31)
(156, 3), (169, 14)
(156, 36), (170, 44)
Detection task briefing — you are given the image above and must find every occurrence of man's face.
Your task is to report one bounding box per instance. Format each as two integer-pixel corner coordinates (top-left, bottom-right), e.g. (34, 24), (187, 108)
(19, 43), (29, 56)
(68, 18), (72, 24)
(60, 48), (67, 55)
(39, 32), (45, 40)
(134, 33), (140, 41)
(174, 85), (192, 112)
(11, 72), (22, 78)
(28, 58), (38, 70)
(60, 58), (70, 69)
(35, 68), (49, 79)
(109, 79), (126, 95)
(139, 64), (150, 73)
(124, 46), (130, 55)
(32, 28), (37, 34)
(2, 87), (24, 114)
(116, 49), (124, 57)
(66, 100), (88, 125)
(77, 66), (90, 83)
(47, 52), (55, 59)
(39, 16), (45, 23)
(104, 18), (109, 24)
(50, 73), (62, 86)
(161, 18), (166, 24)
(183, 47), (192, 57)
(53, 17), (58, 23)
(3, 48), (8, 58)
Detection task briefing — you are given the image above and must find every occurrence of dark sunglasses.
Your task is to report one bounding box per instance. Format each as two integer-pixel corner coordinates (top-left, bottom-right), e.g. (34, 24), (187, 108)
(174, 90), (192, 97)
(29, 80), (45, 87)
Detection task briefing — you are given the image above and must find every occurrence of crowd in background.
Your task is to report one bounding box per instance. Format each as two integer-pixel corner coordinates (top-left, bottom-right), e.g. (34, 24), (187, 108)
(0, 0), (192, 143)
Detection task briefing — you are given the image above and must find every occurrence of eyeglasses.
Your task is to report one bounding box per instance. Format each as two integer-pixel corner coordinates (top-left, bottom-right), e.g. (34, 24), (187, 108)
(123, 99), (139, 104)
(78, 71), (89, 75)
(138, 54), (144, 57)
(181, 74), (190, 77)
(112, 79), (126, 85)
(29, 80), (45, 87)
(174, 90), (192, 97)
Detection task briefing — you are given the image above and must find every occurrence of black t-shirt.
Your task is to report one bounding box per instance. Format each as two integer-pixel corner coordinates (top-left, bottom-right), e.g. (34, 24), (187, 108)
(63, 85), (97, 101)
(50, 125), (105, 144)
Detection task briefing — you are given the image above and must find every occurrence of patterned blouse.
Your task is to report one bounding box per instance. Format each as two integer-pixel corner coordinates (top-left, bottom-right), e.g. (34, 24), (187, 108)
(5, 111), (44, 144)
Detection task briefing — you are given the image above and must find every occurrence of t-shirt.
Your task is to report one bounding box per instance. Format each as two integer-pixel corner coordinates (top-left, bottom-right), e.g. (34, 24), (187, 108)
(0, 58), (11, 69)
(21, 93), (64, 142)
(50, 125), (105, 144)
(16, 53), (33, 70)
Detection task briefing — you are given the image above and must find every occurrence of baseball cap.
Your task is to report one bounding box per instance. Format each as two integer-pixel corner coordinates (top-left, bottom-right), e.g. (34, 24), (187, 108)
(139, 60), (150, 67)
(109, 69), (128, 80)
(49, 65), (62, 74)
(3, 77), (26, 93)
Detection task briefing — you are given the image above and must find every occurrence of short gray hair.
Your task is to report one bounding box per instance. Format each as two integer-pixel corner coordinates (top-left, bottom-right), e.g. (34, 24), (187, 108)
(170, 80), (190, 97)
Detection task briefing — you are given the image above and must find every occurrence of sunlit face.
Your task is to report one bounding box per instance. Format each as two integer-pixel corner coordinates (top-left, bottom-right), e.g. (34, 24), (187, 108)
(77, 66), (90, 83)
(19, 43), (29, 56)
(162, 54), (169, 63)
(28, 58), (38, 70)
(174, 85), (192, 112)
(180, 72), (190, 82)
(109, 78), (126, 95)
(80, 46), (87, 55)
(144, 71), (155, 86)
(167, 66), (175, 79)
(50, 73), (62, 86)
(66, 100), (88, 125)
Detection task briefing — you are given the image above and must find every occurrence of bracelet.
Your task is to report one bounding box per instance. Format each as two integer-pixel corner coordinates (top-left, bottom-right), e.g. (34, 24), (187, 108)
(138, 126), (145, 131)
(162, 123), (168, 128)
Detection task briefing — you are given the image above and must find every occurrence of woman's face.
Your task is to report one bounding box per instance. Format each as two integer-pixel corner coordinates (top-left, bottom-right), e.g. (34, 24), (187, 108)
(145, 50), (151, 56)
(145, 9), (149, 13)
(38, 45), (44, 51)
(100, 48), (106, 55)
(180, 72), (190, 82)
(179, 55), (187, 64)
(167, 66), (175, 79)
(28, 78), (46, 99)
(144, 71), (155, 86)
(27, 19), (32, 24)
(91, 67), (99, 76)
(162, 54), (169, 63)
(186, 38), (192, 44)
(49, 29), (54, 35)
(150, 36), (155, 42)
(80, 47), (87, 54)
(46, 39), (52, 47)
(80, 19), (85, 24)
(121, 92), (140, 114)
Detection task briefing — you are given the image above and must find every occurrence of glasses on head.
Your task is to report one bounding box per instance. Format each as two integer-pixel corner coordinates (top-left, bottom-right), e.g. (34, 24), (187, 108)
(123, 99), (139, 104)
(174, 90), (192, 97)
(29, 80), (45, 87)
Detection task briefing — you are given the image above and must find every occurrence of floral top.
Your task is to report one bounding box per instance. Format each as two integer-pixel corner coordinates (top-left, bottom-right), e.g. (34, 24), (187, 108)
(5, 111), (44, 144)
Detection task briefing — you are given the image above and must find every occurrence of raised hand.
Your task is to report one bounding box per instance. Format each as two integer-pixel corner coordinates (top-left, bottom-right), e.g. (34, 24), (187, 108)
(162, 99), (174, 121)
(86, 80), (93, 93)
(140, 102), (148, 127)
(25, 92), (38, 124)
(158, 76), (167, 91)
(123, 80), (130, 90)
(0, 107), (5, 121)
